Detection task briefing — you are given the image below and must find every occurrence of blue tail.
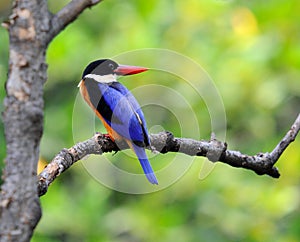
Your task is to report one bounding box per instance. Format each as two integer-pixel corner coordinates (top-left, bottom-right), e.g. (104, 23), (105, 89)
(132, 145), (158, 185)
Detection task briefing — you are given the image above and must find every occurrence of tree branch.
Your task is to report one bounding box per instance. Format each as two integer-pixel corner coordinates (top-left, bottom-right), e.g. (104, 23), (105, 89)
(48, 0), (103, 43)
(38, 113), (300, 196)
(270, 113), (300, 163)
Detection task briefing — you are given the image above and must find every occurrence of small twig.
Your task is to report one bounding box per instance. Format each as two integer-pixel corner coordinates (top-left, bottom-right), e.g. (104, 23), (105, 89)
(38, 114), (300, 196)
(47, 0), (102, 43)
(270, 113), (300, 163)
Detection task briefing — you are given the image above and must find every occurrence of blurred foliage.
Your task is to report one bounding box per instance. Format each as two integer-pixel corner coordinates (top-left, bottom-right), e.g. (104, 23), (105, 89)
(0, 0), (300, 241)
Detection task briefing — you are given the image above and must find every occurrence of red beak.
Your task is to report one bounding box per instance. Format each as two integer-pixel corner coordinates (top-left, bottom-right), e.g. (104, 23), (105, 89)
(114, 65), (148, 76)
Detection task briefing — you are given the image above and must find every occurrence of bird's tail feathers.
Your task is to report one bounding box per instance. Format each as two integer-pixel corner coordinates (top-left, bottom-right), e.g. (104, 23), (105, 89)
(130, 143), (158, 185)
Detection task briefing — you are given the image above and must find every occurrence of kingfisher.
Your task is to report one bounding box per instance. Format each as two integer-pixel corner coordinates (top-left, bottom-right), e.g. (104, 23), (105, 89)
(78, 59), (158, 185)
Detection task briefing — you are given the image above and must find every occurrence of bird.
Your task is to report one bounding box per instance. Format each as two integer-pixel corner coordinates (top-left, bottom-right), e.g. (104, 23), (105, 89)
(78, 59), (158, 185)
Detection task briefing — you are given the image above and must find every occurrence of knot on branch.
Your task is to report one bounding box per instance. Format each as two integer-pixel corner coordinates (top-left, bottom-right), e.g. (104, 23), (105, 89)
(207, 134), (227, 162)
(150, 131), (179, 153)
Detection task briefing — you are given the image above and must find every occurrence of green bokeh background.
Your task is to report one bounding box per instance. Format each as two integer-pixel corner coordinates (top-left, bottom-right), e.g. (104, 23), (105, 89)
(1, 0), (300, 241)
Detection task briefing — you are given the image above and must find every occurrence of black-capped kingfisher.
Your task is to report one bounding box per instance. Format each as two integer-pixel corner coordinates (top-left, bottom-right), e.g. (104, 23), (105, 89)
(78, 59), (158, 185)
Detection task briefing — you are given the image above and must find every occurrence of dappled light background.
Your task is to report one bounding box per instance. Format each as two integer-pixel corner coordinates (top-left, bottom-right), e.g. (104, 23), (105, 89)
(0, 0), (300, 241)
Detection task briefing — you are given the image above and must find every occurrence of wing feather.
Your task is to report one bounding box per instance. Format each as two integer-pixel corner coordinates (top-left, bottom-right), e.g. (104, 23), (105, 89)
(84, 79), (149, 146)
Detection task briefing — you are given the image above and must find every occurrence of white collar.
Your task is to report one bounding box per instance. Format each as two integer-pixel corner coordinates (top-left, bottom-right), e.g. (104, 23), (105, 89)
(84, 73), (117, 83)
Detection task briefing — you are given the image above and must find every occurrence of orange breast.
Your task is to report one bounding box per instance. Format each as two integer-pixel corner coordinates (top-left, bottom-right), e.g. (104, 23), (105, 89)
(79, 80), (123, 142)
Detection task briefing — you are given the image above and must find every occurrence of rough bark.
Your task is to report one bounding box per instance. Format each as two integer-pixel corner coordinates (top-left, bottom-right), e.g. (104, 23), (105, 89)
(38, 113), (300, 196)
(0, 1), (101, 241)
(0, 1), (50, 240)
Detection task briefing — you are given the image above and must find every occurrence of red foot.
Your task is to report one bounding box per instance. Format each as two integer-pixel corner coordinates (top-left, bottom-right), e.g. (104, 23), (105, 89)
(103, 133), (114, 142)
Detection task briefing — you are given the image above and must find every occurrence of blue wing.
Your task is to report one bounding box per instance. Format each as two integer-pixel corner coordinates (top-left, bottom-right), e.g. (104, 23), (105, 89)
(99, 82), (150, 147)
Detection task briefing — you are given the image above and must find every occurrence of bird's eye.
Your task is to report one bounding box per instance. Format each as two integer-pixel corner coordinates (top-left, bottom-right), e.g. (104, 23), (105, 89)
(108, 63), (115, 70)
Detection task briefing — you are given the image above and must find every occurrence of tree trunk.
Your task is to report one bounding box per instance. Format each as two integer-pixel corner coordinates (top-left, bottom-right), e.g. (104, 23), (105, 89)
(0, 0), (50, 241)
(0, 0), (101, 240)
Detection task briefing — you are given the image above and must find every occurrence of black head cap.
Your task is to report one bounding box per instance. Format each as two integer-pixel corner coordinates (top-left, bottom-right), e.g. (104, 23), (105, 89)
(82, 59), (118, 78)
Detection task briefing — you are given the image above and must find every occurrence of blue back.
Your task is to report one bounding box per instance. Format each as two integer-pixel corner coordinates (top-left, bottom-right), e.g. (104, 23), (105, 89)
(85, 78), (150, 147)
